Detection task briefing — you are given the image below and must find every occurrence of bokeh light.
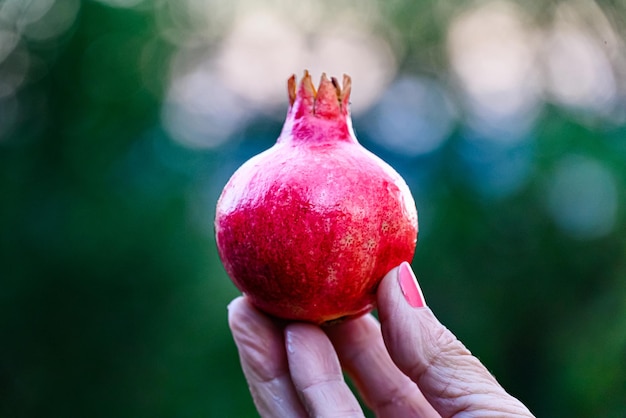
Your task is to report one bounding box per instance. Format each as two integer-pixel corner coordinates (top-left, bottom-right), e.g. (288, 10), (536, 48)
(17, 0), (80, 42)
(362, 75), (456, 156)
(162, 53), (250, 149)
(447, 1), (541, 141)
(543, 4), (619, 117)
(545, 155), (619, 240)
(215, 10), (306, 107)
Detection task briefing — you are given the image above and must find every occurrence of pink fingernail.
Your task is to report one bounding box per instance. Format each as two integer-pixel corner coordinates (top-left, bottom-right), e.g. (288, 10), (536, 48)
(398, 261), (425, 308)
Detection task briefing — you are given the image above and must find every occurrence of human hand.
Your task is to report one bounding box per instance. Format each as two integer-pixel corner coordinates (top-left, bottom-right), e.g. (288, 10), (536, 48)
(227, 262), (535, 417)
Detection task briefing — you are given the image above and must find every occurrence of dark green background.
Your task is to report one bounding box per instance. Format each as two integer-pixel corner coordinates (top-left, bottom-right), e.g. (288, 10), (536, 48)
(1, 1), (625, 416)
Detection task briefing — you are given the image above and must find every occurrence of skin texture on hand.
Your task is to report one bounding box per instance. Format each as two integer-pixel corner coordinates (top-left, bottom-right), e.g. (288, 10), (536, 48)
(227, 264), (535, 417)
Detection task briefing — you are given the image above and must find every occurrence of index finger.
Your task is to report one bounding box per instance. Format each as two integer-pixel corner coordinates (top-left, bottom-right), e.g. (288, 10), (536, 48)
(228, 297), (307, 417)
(285, 322), (364, 418)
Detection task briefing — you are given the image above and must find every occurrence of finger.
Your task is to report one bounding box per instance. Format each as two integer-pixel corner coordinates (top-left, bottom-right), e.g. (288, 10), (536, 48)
(326, 315), (441, 417)
(377, 262), (535, 417)
(228, 297), (307, 418)
(285, 322), (364, 418)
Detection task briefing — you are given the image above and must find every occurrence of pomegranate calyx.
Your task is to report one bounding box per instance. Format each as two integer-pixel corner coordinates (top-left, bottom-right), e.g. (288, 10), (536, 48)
(280, 71), (355, 144)
(287, 70), (352, 119)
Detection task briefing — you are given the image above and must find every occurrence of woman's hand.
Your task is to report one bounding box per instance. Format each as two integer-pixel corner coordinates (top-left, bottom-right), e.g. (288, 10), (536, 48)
(227, 262), (534, 417)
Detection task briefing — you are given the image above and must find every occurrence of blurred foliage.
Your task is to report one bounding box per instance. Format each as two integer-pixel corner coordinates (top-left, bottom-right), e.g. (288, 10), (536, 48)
(1, 0), (626, 417)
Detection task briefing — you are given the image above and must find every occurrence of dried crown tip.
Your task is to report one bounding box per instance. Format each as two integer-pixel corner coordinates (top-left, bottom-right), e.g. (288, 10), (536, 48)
(287, 70), (351, 107)
(287, 74), (297, 106)
(341, 74), (351, 103)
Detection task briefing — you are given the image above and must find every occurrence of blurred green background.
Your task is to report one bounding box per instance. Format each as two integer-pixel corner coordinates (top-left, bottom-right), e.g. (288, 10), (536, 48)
(1, 0), (626, 416)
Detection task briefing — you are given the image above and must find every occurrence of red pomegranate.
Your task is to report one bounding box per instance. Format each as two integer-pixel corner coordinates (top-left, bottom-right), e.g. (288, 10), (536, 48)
(215, 71), (418, 324)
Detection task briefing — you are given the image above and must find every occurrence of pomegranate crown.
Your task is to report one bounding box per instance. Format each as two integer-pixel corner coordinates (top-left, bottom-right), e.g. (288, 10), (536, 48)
(287, 70), (352, 119)
(279, 71), (356, 143)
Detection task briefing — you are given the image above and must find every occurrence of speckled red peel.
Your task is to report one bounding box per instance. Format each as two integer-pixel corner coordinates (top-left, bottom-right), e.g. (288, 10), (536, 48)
(215, 71), (418, 324)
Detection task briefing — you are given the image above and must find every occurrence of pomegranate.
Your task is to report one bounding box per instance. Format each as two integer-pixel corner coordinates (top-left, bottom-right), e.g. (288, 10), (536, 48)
(215, 71), (418, 324)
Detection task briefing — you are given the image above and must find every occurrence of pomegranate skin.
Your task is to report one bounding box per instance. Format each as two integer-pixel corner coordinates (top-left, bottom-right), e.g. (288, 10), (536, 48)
(215, 72), (418, 324)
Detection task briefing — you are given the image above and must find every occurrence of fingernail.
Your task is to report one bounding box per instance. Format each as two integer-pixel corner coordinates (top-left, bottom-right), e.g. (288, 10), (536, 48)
(398, 261), (426, 308)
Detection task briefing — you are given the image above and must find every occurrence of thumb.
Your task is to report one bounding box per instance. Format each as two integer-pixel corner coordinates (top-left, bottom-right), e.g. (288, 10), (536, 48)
(377, 262), (534, 417)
